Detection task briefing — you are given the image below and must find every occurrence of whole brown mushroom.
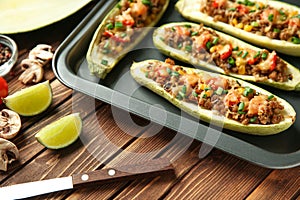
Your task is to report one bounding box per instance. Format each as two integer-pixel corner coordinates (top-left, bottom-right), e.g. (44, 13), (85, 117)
(0, 138), (19, 171)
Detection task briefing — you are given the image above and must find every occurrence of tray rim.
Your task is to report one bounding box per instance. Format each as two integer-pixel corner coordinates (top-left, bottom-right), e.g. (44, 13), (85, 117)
(52, 0), (300, 169)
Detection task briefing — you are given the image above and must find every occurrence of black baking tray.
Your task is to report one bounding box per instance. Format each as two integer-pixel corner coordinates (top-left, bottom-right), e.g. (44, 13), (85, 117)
(53, 0), (300, 169)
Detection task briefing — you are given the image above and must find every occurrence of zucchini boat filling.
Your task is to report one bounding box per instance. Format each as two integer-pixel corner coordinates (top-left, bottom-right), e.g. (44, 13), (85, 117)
(97, 0), (166, 64)
(160, 24), (293, 83)
(144, 59), (285, 125)
(200, 0), (300, 44)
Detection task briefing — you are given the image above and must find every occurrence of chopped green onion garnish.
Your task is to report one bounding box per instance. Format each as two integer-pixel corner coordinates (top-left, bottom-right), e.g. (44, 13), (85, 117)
(268, 95), (274, 100)
(167, 67), (172, 74)
(228, 57), (235, 66)
(178, 43), (183, 49)
(192, 90), (198, 97)
(185, 45), (192, 52)
(228, 8), (236, 11)
(238, 102), (245, 112)
(233, 46), (239, 51)
(117, 3), (122, 9)
(242, 51), (249, 58)
(253, 51), (260, 58)
(238, 111), (246, 115)
(249, 10), (256, 13)
(212, 37), (219, 45)
(251, 21), (259, 27)
(223, 90), (228, 94)
(268, 14), (274, 22)
(184, 24), (192, 28)
(145, 71), (149, 78)
(237, 51), (243, 56)
(243, 87), (254, 97)
(171, 71), (180, 77)
(206, 41), (212, 49)
(273, 28), (280, 33)
(106, 23), (114, 30)
(191, 31), (199, 36)
(279, 10), (285, 15)
(280, 15), (287, 21)
(250, 117), (257, 123)
(292, 14), (300, 19)
(178, 91), (186, 98)
(101, 59), (108, 66)
(215, 87), (224, 95)
(204, 86), (211, 91)
(291, 37), (300, 44)
(182, 85), (187, 94)
(261, 52), (268, 60)
(176, 94), (184, 100)
(104, 40), (110, 48)
(202, 94), (207, 99)
(121, 32), (127, 38)
(142, 0), (151, 5)
(115, 21), (123, 28)
(172, 27), (176, 32)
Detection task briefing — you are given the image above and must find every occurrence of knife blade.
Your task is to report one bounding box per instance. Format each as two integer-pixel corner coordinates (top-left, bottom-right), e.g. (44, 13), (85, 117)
(0, 158), (174, 200)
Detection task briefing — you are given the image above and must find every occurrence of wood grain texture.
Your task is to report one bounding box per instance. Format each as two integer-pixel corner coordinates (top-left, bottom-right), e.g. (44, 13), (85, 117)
(246, 167), (300, 200)
(1, 2), (300, 200)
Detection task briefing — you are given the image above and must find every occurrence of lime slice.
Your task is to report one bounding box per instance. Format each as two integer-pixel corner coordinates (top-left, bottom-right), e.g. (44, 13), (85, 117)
(35, 113), (82, 149)
(4, 80), (52, 116)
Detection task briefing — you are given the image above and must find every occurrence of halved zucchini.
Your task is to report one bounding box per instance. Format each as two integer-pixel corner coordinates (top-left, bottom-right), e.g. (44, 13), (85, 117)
(175, 0), (300, 56)
(153, 22), (300, 90)
(130, 59), (296, 135)
(86, 0), (169, 79)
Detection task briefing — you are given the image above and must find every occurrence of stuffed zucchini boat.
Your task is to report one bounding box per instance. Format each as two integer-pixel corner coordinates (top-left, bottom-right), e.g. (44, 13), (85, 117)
(130, 59), (296, 135)
(86, 0), (169, 78)
(175, 0), (300, 56)
(153, 22), (300, 90)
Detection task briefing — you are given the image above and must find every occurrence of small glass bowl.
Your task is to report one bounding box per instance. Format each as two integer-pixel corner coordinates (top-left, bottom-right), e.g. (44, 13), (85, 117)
(0, 35), (18, 77)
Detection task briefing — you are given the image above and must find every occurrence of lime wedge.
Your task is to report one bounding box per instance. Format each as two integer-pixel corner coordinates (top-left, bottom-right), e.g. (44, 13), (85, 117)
(35, 113), (82, 149)
(4, 80), (52, 116)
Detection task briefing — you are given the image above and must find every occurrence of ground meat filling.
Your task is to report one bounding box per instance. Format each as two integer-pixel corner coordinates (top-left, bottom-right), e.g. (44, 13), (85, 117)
(200, 0), (300, 44)
(98, 0), (165, 63)
(144, 59), (285, 125)
(161, 24), (292, 82)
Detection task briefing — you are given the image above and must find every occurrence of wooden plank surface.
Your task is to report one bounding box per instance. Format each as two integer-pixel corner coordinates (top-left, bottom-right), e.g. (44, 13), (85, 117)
(0, 2), (300, 200)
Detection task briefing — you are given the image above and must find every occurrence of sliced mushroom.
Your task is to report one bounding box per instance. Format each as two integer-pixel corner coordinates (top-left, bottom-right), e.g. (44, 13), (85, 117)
(0, 109), (22, 140)
(28, 44), (53, 66)
(0, 138), (19, 171)
(18, 44), (53, 85)
(18, 60), (44, 84)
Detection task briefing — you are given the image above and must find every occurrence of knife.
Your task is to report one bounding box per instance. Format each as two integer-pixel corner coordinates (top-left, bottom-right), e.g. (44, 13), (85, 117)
(0, 158), (174, 200)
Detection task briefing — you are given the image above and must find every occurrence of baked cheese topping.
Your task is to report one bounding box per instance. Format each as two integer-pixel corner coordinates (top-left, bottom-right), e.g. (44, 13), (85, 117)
(199, 0), (300, 44)
(161, 24), (292, 82)
(144, 59), (285, 125)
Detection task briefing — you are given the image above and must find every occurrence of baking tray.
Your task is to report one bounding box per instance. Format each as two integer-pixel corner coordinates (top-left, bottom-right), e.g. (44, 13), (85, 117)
(53, 0), (300, 169)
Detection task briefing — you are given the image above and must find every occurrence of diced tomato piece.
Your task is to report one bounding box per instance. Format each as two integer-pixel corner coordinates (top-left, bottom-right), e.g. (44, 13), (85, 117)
(103, 30), (114, 38)
(111, 36), (128, 43)
(236, 5), (249, 14)
(212, 1), (219, 8)
(247, 57), (259, 65)
(123, 19), (135, 26)
(288, 18), (300, 28)
(220, 44), (232, 60)
(176, 26), (190, 36)
(212, 0), (227, 8)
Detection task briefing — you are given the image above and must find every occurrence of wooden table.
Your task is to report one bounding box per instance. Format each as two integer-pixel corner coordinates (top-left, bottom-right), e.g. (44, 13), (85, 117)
(1, 2), (300, 199)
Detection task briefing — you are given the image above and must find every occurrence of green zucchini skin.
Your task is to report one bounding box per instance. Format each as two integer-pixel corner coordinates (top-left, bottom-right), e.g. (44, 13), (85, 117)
(86, 0), (170, 79)
(153, 22), (300, 91)
(175, 0), (300, 57)
(130, 59), (296, 135)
